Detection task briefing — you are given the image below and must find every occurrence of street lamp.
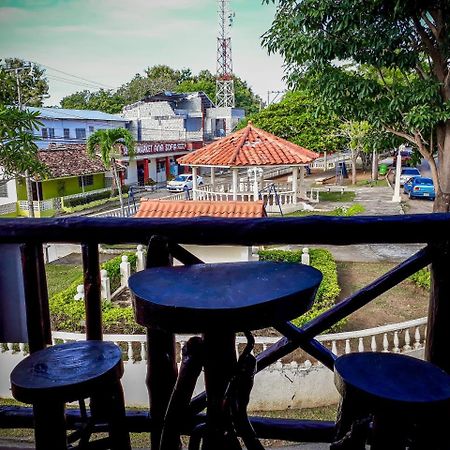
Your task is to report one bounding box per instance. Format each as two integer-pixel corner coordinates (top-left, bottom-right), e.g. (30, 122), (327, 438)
(3, 61), (36, 217)
(392, 144), (404, 203)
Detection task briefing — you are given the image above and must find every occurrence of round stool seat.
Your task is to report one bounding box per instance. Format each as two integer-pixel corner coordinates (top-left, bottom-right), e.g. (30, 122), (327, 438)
(129, 261), (323, 333)
(334, 352), (450, 415)
(11, 341), (124, 404)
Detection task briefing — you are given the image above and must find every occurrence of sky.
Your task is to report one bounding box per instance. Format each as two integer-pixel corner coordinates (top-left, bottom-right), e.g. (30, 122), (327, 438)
(0, 0), (287, 107)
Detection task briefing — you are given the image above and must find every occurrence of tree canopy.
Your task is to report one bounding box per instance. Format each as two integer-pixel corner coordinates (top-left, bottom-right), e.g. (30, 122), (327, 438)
(61, 66), (262, 116)
(0, 58), (49, 107)
(0, 105), (47, 180)
(263, 0), (450, 211)
(238, 90), (344, 152)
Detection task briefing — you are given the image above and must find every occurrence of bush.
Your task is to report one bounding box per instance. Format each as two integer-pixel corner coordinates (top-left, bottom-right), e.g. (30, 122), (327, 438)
(49, 253), (138, 333)
(258, 248), (343, 331)
(63, 186), (130, 208)
(409, 268), (431, 290)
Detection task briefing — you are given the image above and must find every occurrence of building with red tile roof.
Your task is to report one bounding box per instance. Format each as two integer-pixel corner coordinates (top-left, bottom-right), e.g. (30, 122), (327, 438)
(134, 200), (266, 219)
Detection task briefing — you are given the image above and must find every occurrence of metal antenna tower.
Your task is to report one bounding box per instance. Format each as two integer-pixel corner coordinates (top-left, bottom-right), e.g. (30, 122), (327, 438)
(216, 0), (235, 107)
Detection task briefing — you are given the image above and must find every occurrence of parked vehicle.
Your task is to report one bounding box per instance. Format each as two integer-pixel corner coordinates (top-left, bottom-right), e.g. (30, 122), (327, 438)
(167, 174), (204, 192)
(399, 167), (420, 186)
(403, 177), (435, 200)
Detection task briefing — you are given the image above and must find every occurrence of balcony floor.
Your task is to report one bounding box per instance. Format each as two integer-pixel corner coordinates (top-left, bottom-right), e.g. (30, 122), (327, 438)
(0, 439), (331, 449)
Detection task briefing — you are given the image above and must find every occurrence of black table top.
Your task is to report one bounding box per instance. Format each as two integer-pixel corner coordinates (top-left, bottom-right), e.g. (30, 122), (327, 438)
(129, 261), (323, 333)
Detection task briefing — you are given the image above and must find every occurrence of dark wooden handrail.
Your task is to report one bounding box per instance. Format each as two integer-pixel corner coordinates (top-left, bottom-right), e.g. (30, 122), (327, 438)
(1, 213), (450, 245)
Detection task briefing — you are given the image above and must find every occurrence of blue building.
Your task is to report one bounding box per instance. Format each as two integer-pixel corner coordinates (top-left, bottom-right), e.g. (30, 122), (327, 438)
(26, 107), (129, 149)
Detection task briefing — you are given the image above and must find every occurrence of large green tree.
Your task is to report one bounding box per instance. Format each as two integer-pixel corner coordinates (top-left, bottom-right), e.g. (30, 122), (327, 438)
(0, 58), (49, 107)
(61, 89), (123, 114)
(238, 91), (344, 152)
(61, 66), (262, 116)
(86, 128), (135, 216)
(263, 0), (450, 211)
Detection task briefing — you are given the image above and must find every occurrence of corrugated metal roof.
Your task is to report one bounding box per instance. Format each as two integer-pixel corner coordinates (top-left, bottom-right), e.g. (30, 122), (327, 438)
(177, 122), (319, 167)
(26, 107), (127, 122)
(134, 200), (266, 219)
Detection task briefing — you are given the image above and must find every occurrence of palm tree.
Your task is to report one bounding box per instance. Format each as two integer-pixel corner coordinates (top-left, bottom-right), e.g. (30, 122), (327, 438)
(86, 128), (135, 216)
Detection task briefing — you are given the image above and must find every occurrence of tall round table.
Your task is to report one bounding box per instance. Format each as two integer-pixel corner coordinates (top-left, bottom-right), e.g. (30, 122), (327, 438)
(129, 261), (323, 450)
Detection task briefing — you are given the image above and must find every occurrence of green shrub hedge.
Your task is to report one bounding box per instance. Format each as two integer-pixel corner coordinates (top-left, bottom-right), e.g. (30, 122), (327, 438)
(63, 186), (130, 208)
(49, 252), (144, 334)
(258, 248), (343, 330)
(409, 268), (431, 290)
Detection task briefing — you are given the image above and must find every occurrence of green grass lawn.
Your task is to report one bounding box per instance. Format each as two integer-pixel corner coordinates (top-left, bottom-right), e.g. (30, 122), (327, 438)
(45, 264), (82, 298)
(319, 191), (355, 202)
(355, 179), (388, 187)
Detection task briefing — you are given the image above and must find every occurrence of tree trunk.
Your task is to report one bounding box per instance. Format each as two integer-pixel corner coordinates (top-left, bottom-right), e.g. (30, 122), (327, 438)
(433, 122), (450, 213)
(371, 149), (378, 181)
(25, 171), (35, 218)
(351, 150), (359, 185)
(112, 159), (125, 216)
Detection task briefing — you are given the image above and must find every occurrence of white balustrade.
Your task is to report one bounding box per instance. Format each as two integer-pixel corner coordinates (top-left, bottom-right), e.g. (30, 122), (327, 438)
(120, 255), (131, 288)
(101, 269), (111, 303)
(136, 245), (146, 272)
(301, 248), (310, 266)
(74, 284), (84, 301)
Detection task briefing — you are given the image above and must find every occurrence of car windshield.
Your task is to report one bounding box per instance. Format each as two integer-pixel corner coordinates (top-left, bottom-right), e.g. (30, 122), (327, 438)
(174, 175), (189, 181)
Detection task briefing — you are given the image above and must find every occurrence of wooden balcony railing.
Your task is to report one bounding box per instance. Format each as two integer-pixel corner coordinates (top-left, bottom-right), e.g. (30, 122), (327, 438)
(1, 213), (450, 446)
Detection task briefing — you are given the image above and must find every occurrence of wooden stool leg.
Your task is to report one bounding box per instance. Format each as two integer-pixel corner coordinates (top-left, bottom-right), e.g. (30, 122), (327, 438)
(107, 382), (131, 450)
(370, 414), (406, 450)
(33, 401), (67, 450)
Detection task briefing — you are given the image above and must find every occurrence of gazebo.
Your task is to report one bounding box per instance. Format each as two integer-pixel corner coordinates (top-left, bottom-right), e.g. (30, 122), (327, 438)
(177, 122), (319, 209)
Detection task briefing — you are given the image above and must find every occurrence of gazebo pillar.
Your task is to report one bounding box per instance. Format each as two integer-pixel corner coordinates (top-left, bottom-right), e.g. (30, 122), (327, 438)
(192, 166), (198, 200)
(210, 167), (216, 191)
(292, 167), (299, 204)
(232, 168), (239, 201)
(299, 166), (306, 199)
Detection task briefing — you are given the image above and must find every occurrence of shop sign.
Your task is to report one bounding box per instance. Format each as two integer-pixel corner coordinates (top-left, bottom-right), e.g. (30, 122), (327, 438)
(124, 142), (188, 156)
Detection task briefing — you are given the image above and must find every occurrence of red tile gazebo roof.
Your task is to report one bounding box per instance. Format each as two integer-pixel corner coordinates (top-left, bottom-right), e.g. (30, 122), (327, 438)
(177, 122), (319, 167)
(135, 200), (266, 218)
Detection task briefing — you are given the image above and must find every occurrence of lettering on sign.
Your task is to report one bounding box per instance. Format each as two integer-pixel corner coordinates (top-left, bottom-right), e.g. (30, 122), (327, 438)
(123, 142), (187, 156)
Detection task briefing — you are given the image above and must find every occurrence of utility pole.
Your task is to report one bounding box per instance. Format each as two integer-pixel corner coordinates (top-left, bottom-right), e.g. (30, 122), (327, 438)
(13, 65), (35, 218)
(216, 0), (235, 108)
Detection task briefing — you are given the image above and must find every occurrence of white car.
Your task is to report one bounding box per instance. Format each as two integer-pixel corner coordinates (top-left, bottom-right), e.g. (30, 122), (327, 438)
(399, 167), (420, 186)
(167, 174), (204, 192)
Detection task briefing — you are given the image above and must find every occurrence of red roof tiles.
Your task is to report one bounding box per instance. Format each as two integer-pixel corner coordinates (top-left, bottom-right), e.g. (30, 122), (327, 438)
(38, 144), (107, 179)
(134, 200), (266, 219)
(177, 122), (319, 167)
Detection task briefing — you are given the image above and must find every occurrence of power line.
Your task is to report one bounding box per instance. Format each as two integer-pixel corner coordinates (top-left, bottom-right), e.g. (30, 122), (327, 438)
(46, 74), (113, 91)
(38, 63), (115, 89)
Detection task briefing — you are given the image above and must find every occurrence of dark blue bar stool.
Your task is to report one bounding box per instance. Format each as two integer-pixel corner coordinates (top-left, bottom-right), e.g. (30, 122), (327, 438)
(332, 352), (450, 449)
(129, 260), (323, 450)
(10, 340), (131, 450)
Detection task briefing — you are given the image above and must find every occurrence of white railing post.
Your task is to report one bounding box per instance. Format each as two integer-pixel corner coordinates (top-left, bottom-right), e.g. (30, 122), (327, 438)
(101, 269), (111, 303)
(120, 255), (131, 288)
(74, 284), (84, 301)
(301, 247), (310, 266)
(136, 245), (146, 272)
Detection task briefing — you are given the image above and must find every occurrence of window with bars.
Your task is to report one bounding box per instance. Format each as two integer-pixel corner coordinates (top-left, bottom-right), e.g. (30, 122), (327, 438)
(41, 128), (55, 139)
(78, 175), (94, 187)
(64, 128), (70, 139)
(75, 128), (86, 139)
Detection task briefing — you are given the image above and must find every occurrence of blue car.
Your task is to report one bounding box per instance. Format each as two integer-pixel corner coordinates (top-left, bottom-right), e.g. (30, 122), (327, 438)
(403, 177), (435, 200)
